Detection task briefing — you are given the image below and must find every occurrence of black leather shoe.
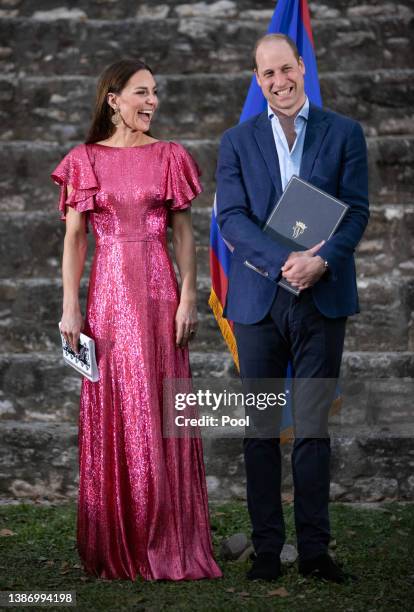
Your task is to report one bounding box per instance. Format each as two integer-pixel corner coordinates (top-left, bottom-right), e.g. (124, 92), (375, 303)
(299, 553), (351, 584)
(247, 552), (282, 581)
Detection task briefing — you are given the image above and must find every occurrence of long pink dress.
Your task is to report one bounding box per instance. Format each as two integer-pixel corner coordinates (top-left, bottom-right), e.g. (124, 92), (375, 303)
(51, 141), (222, 581)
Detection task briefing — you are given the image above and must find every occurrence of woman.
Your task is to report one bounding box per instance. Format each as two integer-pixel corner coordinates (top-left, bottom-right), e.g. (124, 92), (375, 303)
(51, 59), (222, 581)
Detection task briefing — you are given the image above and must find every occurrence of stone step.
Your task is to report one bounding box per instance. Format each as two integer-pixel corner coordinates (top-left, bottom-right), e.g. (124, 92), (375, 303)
(0, 272), (412, 354)
(1, 202), (413, 277)
(1, 0), (412, 505)
(0, 211), (99, 279)
(0, 421), (79, 500)
(0, 348), (413, 423)
(1, 344), (414, 425)
(355, 204), (414, 276)
(344, 275), (414, 352)
(0, 12), (412, 76)
(205, 433), (414, 502)
(3, 0), (409, 21)
(0, 0), (281, 20)
(199, 203), (414, 279)
(1, 405), (413, 501)
(1, 70), (413, 142)
(190, 269), (414, 353)
(0, 136), (413, 217)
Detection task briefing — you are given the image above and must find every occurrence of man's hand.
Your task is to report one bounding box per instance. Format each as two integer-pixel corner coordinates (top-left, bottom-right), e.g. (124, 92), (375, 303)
(285, 240), (325, 263)
(281, 241), (326, 291)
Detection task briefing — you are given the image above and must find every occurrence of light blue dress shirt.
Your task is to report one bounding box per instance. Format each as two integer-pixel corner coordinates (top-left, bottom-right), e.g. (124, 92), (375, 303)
(267, 96), (309, 190)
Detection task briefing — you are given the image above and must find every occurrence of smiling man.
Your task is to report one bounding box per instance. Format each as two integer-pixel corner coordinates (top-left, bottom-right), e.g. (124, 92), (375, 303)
(215, 34), (369, 582)
(257, 34), (305, 110)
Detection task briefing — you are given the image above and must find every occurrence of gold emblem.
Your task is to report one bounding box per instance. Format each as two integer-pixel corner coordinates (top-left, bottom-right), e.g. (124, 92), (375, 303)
(292, 221), (307, 239)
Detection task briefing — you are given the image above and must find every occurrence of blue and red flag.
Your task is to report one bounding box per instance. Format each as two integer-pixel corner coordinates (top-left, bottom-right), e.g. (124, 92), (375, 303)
(209, 0), (339, 440)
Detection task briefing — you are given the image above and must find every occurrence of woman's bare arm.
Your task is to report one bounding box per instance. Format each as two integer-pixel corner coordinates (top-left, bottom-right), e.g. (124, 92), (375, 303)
(170, 208), (198, 348)
(60, 186), (88, 352)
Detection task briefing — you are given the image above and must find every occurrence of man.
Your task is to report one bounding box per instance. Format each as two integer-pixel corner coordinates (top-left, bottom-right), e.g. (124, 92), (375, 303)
(215, 34), (369, 582)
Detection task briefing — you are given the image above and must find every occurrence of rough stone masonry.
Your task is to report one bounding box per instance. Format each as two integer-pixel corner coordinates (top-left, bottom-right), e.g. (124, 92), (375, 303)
(0, 0), (413, 502)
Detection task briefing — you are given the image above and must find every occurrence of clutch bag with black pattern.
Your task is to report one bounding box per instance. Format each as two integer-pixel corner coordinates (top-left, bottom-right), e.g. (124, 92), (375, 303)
(58, 323), (99, 382)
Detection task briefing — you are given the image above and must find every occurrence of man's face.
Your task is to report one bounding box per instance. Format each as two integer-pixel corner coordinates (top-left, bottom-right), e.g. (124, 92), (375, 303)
(255, 40), (306, 116)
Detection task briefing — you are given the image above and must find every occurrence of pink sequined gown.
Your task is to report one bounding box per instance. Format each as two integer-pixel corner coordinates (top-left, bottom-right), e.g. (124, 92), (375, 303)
(51, 141), (222, 581)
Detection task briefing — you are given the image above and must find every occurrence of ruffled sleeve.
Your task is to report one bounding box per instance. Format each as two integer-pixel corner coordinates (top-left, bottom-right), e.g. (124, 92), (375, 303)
(50, 144), (98, 222)
(165, 142), (202, 211)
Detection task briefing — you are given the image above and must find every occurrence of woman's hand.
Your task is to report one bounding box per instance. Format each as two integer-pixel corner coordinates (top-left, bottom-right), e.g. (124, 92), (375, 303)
(60, 309), (84, 353)
(175, 299), (198, 348)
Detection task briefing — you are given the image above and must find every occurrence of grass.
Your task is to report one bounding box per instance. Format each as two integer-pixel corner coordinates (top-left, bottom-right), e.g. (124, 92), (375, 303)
(0, 500), (413, 611)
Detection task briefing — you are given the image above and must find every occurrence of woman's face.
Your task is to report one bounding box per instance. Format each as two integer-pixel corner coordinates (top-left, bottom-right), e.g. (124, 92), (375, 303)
(108, 69), (158, 133)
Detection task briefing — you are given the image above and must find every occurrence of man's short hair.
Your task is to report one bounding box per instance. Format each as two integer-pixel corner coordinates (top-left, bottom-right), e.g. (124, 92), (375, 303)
(253, 33), (301, 70)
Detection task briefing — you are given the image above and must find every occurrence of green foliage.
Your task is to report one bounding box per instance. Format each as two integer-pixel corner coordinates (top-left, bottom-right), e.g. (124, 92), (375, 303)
(0, 501), (413, 611)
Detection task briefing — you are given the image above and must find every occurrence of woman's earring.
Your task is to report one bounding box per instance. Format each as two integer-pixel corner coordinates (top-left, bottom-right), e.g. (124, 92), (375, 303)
(111, 107), (121, 126)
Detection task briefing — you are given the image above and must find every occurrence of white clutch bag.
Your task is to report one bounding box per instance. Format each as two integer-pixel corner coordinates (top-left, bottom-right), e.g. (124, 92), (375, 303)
(58, 323), (99, 382)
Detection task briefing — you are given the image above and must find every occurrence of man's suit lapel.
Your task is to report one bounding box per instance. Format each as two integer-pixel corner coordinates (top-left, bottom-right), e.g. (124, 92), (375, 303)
(300, 103), (331, 181)
(253, 105), (331, 190)
(253, 111), (283, 197)
(252, 102), (332, 216)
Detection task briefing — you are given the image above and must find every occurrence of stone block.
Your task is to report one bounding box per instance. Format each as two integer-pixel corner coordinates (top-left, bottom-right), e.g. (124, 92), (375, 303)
(1, 209), (412, 350)
(2, 71), (413, 143)
(0, 211), (96, 278)
(4, 0), (410, 21)
(342, 351), (414, 377)
(1, 272), (411, 355)
(1, 13), (412, 76)
(320, 69), (414, 137)
(0, 353), (81, 422)
(330, 436), (414, 501)
(368, 136), (414, 203)
(0, 136), (413, 217)
(0, 74), (247, 142)
(1, 0), (272, 20)
(0, 276), (222, 354)
(0, 278), (88, 352)
(312, 14), (413, 74)
(0, 0), (413, 504)
(0, 17), (265, 76)
(0, 419), (413, 501)
(0, 212), (64, 278)
(345, 276), (413, 351)
(0, 421), (78, 500)
(356, 205), (414, 276)
(0, 142), (67, 213)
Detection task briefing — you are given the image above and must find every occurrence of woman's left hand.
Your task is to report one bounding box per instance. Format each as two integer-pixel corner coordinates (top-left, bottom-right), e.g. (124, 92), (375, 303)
(175, 299), (198, 348)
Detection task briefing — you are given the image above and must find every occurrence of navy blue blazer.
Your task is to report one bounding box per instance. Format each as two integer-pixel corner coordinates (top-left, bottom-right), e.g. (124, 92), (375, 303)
(215, 103), (369, 323)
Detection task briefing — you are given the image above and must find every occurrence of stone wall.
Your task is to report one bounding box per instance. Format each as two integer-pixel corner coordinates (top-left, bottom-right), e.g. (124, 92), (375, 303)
(0, 0), (413, 502)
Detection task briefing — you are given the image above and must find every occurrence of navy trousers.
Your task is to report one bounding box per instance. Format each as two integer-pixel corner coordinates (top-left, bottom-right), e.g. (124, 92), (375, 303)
(234, 287), (347, 560)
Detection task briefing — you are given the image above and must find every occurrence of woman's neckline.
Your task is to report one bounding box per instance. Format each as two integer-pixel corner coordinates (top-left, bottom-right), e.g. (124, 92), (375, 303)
(90, 140), (163, 149)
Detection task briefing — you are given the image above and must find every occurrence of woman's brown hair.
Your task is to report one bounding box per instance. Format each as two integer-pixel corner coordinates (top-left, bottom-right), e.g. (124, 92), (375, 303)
(85, 59), (154, 144)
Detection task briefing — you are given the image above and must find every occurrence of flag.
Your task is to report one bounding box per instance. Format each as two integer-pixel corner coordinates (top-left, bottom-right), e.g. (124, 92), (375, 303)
(209, 0), (339, 441)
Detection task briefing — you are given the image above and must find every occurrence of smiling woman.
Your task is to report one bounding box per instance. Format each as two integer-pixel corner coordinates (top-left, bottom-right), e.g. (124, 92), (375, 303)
(50, 59), (221, 582)
(85, 59), (158, 147)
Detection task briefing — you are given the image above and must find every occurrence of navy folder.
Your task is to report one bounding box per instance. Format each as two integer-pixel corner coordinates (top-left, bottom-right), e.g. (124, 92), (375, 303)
(263, 175), (349, 295)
